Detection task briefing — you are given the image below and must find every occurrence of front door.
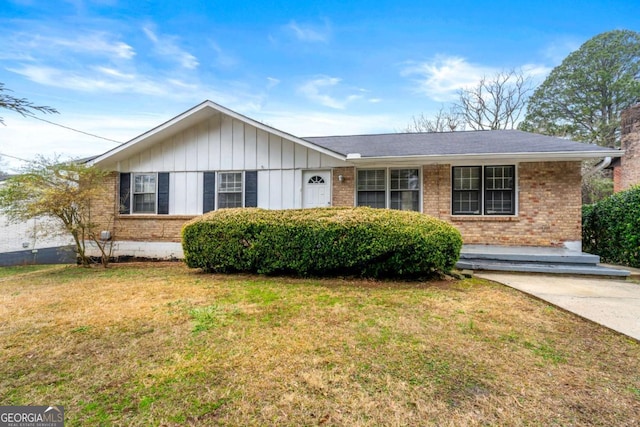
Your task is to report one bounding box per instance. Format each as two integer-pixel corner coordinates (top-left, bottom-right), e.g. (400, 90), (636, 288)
(302, 170), (331, 208)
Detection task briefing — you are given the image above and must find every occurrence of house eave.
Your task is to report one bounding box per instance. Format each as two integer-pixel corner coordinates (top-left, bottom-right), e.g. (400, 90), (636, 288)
(343, 150), (625, 165)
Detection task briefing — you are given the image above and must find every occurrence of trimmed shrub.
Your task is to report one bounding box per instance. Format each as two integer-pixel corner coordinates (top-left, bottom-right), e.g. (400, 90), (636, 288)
(582, 185), (640, 267)
(182, 207), (463, 278)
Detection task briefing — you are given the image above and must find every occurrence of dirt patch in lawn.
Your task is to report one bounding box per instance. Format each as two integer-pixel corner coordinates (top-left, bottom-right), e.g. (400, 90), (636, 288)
(1, 262), (638, 426)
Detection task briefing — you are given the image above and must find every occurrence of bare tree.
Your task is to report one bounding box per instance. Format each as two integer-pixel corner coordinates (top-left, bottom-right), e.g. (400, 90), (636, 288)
(0, 83), (58, 125)
(404, 106), (463, 133)
(455, 69), (533, 130)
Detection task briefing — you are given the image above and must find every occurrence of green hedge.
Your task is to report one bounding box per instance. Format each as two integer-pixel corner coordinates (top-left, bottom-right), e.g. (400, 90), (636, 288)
(582, 185), (640, 267)
(182, 207), (463, 278)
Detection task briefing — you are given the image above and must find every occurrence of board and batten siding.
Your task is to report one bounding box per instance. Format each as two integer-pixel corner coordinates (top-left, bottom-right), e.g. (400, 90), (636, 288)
(114, 113), (345, 213)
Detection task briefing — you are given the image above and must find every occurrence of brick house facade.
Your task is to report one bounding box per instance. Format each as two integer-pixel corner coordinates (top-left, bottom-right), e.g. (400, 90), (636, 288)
(615, 104), (640, 192)
(89, 101), (620, 259)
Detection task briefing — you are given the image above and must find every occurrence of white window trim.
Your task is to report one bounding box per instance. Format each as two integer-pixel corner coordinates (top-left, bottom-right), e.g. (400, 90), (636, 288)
(216, 171), (245, 210)
(355, 167), (422, 212)
(450, 164), (518, 216)
(131, 172), (158, 214)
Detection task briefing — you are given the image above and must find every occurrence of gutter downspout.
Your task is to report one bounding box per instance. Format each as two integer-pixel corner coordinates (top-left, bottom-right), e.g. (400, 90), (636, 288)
(583, 156), (612, 177)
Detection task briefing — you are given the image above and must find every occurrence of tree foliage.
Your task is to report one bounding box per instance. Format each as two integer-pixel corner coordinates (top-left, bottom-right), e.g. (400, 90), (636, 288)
(520, 30), (640, 147)
(0, 157), (115, 266)
(582, 186), (640, 267)
(0, 83), (58, 125)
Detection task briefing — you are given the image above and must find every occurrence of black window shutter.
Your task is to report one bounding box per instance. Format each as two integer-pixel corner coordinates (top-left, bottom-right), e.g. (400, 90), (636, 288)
(119, 173), (131, 214)
(203, 172), (216, 213)
(157, 173), (170, 214)
(245, 171), (258, 207)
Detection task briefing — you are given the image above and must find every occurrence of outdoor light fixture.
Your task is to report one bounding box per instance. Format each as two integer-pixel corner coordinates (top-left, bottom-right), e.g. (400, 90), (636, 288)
(338, 174), (344, 182)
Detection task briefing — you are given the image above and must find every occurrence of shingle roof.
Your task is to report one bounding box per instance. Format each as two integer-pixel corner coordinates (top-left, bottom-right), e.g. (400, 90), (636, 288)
(303, 130), (620, 159)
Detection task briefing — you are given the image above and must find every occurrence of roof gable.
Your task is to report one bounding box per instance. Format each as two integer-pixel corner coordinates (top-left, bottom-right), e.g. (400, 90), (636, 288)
(90, 100), (345, 167)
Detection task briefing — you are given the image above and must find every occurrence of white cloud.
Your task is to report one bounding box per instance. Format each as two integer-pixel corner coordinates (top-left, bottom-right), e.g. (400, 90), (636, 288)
(142, 25), (199, 69)
(7, 65), (217, 101)
(542, 38), (582, 64)
(401, 55), (496, 101)
(401, 55), (551, 101)
(285, 20), (331, 43)
(298, 76), (363, 109)
(266, 77), (280, 89)
(0, 31), (135, 61)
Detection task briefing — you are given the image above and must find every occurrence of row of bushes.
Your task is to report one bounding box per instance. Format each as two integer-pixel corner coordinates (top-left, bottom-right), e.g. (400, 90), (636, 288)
(182, 207), (462, 278)
(583, 186), (640, 268)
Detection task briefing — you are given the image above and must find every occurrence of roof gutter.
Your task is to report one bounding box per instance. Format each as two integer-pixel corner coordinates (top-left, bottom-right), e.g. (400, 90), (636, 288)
(342, 150), (625, 165)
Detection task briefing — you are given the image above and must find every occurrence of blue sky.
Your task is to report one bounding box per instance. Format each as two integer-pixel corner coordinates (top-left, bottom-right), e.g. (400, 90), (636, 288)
(0, 0), (637, 171)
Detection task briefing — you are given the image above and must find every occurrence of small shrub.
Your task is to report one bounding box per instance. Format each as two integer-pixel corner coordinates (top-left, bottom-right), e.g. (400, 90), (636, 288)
(182, 207), (463, 278)
(582, 185), (640, 267)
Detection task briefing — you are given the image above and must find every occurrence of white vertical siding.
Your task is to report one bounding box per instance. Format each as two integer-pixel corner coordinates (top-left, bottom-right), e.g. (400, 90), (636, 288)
(257, 129), (269, 169)
(281, 170), (295, 209)
(245, 125), (257, 170)
(257, 170), (270, 208)
(294, 144), (307, 169)
(232, 119), (245, 170)
(208, 115), (221, 170)
(269, 134), (282, 169)
(308, 150), (320, 168)
(220, 115), (233, 169)
(118, 111), (347, 214)
(185, 127), (198, 171)
(170, 172), (201, 214)
(196, 121), (209, 171)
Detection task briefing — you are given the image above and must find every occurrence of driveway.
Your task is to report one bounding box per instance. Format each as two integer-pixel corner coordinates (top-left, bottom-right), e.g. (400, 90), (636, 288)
(476, 273), (640, 341)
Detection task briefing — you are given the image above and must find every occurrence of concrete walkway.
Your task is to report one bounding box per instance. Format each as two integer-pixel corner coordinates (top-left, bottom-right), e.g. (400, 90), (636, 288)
(476, 273), (640, 341)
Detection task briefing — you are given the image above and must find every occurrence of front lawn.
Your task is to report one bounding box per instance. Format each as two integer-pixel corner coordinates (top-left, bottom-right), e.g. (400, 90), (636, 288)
(1, 263), (638, 426)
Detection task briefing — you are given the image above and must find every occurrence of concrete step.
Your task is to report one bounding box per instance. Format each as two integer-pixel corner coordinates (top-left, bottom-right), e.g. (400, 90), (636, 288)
(456, 260), (630, 277)
(459, 246), (600, 265)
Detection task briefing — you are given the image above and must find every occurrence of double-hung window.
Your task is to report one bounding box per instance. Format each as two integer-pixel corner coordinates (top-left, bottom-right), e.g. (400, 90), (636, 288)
(218, 172), (243, 209)
(452, 165), (515, 215)
(133, 173), (157, 213)
(356, 168), (420, 211)
(390, 169), (420, 211)
(357, 169), (386, 208)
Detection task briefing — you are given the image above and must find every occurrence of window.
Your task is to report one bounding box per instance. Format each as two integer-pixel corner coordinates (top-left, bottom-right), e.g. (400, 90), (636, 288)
(390, 169), (420, 211)
(133, 173), (156, 213)
(485, 166), (515, 214)
(357, 168), (420, 211)
(452, 166), (515, 215)
(218, 172), (243, 209)
(307, 175), (325, 184)
(452, 167), (481, 214)
(357, 169), (386, 208)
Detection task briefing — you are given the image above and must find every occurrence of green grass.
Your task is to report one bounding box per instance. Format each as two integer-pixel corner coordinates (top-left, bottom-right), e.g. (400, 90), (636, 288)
(0, 262), (639, 426)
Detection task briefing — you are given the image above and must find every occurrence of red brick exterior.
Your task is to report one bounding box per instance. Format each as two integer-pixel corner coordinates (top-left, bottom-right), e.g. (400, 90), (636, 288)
(96, 161), (582, 247)
(619, 104), (640, 191)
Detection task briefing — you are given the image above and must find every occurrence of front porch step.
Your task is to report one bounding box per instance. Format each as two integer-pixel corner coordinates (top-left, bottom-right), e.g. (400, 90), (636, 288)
(456, 245), (630, 277)
(459, 245), (600, 265)
(455, 260), (630, 277)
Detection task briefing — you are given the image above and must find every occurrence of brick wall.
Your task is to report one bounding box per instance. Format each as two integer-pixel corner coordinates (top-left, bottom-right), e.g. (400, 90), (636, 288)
(91, 172), (195, 243)
(332, 167), (355, 207)
(620, 104), (640, 191)
(95, 163), (582, 247)
(443, 162), (583, 246)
